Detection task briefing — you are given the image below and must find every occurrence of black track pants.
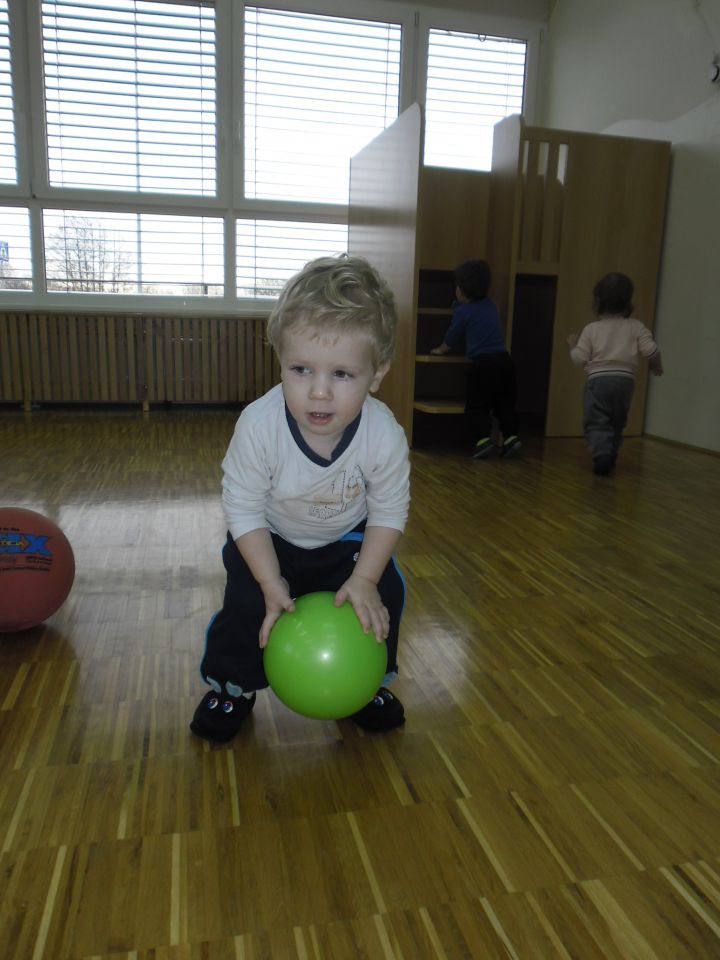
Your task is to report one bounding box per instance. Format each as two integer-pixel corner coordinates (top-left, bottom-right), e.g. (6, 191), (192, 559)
(465, 351), (519, 441)
(199, 528), (405, 694)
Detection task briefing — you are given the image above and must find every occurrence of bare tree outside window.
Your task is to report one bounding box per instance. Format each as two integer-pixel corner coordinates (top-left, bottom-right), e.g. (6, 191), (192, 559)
(45, 217), (132, 293)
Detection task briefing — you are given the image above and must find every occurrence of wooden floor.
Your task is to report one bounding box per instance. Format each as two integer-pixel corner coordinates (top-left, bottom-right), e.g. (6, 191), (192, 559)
(1, 407), (720, 960)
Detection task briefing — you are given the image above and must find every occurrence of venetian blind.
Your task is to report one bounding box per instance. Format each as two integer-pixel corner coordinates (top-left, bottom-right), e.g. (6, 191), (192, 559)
(0, 0), (15, 183)
(41, 0), (216, 194)
(244, 6), (401, 204)
(424, 29), (527, 171)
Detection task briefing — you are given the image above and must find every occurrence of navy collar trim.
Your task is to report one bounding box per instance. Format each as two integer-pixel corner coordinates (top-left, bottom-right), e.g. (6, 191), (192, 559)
(285, 405), (362, 465)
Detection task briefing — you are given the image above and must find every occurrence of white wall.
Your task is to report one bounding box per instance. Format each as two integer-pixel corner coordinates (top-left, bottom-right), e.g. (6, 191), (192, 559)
(395, 0), (551, 16)
(540, 0), (720, 452)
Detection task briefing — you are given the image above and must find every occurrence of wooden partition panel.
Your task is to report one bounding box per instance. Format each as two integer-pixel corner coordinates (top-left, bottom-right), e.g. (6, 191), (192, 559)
(486, 114), (523, 330)
(546, 130), (671, 437)
(348, 103), (423, 440)
(417, 167), (490, 270)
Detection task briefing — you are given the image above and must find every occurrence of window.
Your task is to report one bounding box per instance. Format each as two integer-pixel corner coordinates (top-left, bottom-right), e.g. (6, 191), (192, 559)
(0, 0), (15, 183)
(0, 207), (31, 290)
(237, 219), (348, 297)
(0, 3), (541, 310)
(244, 6), (401, 204)
(43, 209), (223, 294)
(424, 29), (526, 171)
(41, 0), (216, 194)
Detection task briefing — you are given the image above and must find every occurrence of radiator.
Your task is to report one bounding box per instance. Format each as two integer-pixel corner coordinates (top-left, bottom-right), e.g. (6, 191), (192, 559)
(0, 313), (277, 408)
(0, 315), (26, 403)
(143, 315), (276, 404)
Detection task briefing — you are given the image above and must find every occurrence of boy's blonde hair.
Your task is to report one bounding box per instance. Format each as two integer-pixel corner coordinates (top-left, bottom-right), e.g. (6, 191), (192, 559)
(267, 254), (398, 368)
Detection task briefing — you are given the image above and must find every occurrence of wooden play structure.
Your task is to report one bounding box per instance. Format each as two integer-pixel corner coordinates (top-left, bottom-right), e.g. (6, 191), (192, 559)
(349, 107), (671, 442)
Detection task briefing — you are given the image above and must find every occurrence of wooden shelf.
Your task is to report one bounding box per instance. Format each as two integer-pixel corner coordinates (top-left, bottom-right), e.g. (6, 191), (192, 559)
(415, 354), (471, 364)
(414, 398), (465, 415)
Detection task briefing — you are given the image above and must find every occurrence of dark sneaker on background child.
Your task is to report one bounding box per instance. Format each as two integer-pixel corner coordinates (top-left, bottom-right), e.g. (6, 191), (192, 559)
(593, 454), (615, 476)
(500, 435), (521, 458)
(471, 437), (493, 459)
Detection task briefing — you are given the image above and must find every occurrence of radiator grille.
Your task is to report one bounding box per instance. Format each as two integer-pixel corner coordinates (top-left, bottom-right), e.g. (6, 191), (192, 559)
(0, 313), (278, 407)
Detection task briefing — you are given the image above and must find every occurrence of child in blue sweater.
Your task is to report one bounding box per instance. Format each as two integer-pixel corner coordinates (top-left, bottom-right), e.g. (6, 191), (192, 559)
(432, 259), (520, 459)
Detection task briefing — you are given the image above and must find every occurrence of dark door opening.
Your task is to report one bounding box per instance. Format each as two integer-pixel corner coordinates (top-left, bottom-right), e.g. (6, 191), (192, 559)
(510, 274), (556, 436)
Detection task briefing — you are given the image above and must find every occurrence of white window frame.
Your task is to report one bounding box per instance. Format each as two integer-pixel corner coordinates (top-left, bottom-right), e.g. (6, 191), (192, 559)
(25, 0), (227, 209)
(231, 0), (416, 222)
(0, 0), (543, 315)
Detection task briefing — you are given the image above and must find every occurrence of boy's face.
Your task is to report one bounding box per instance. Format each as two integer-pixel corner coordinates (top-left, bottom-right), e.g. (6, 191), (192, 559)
(279, 326), (389, 454)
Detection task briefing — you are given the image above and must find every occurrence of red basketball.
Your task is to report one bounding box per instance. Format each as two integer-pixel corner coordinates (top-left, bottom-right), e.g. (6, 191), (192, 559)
(0, 507), (75, 632)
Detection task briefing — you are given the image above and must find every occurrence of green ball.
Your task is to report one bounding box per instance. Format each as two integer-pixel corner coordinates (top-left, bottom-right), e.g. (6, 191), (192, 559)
(264, 591), (387, 720)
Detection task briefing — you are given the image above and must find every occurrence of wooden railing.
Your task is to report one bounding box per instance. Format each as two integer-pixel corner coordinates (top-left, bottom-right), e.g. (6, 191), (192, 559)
(516, 132), (569, 271)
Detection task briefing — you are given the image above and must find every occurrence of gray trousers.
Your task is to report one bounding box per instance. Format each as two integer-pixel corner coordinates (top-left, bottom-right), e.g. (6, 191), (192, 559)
(583, 376), (635, 459)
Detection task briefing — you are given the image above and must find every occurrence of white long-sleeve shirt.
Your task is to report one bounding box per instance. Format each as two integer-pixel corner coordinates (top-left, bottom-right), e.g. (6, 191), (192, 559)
(222, 384), (410, 549)
(570, 316), (660, 380)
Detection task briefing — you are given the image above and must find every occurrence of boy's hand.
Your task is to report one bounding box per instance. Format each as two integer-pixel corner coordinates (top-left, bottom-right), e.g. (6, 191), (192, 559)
(566, 333), (579, 349)
(335, 575), (389, 644)
(258, 576), (295, 648)
(430, 343), (450, 355)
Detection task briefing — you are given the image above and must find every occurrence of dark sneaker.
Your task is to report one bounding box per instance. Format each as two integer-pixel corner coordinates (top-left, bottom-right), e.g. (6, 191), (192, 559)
(471, 437), (493, 460)
(190, 690), (256, 743)
(350, 687), (405, 731)
(593, 455), (614, 476)
(500, 435), (521, 458)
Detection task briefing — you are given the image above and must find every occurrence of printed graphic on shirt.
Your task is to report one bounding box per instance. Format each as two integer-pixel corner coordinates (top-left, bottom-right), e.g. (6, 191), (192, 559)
(309, 466), (365, 520)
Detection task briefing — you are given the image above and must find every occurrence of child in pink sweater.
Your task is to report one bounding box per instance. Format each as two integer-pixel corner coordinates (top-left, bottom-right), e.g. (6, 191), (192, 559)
(567, 273), (663, 476)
